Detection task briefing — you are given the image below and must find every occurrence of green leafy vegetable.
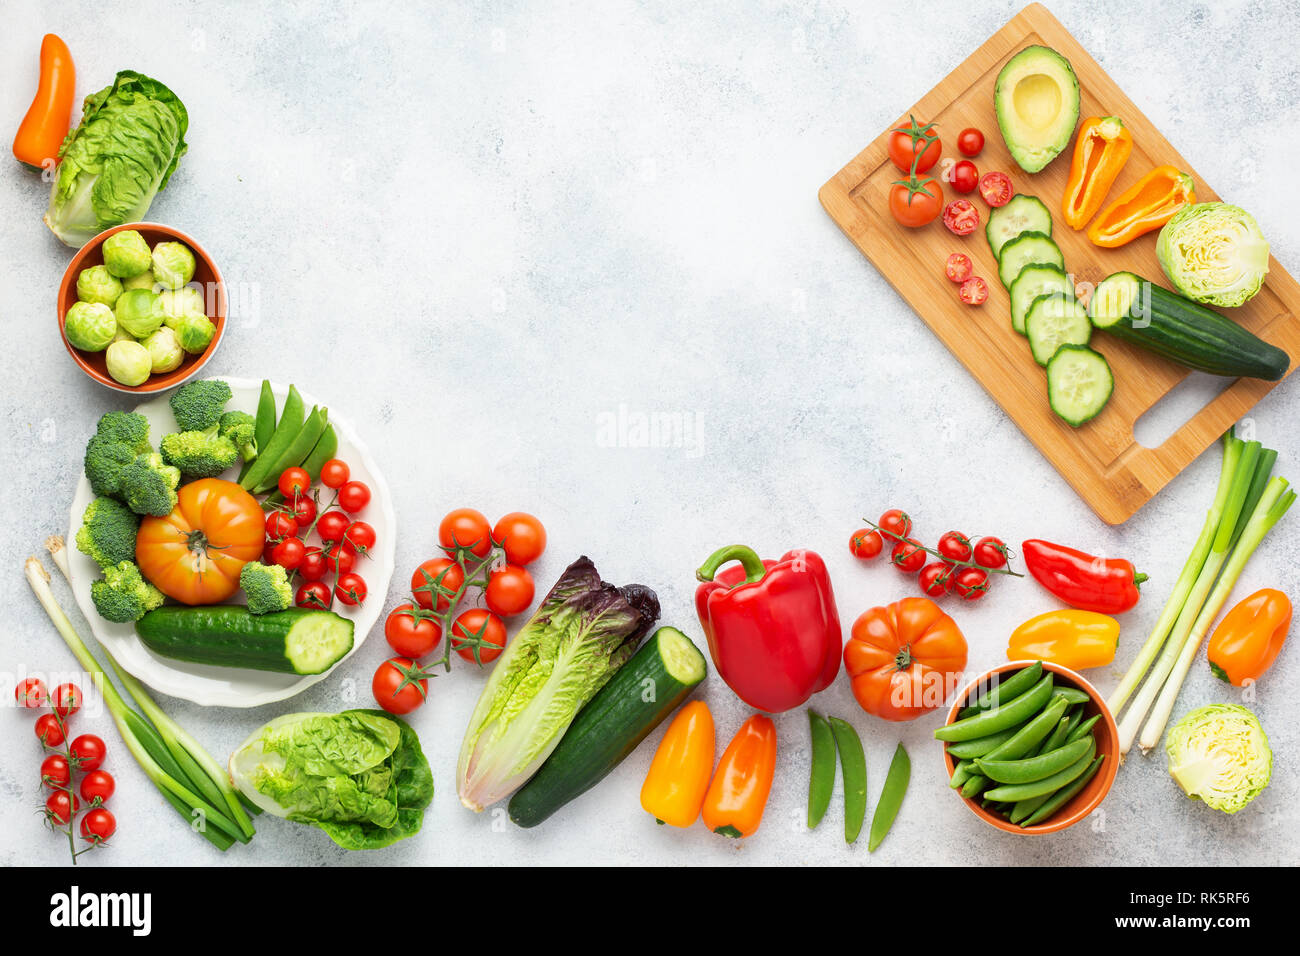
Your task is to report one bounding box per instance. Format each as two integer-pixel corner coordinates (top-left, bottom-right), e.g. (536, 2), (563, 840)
(1166, 704), (1272, 814)
(1156, 202), (1270, 307)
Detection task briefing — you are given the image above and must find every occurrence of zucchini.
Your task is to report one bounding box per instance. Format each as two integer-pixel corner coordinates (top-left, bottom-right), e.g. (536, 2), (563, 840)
(1010, 264), (1072, 336)
(1025, 293), (1091, 366)
(136, 606), (354, 675)
(507, 626), (707, 828)
(1089, 272), (1290, 380)
(1047, 345), (1113, 426)
(986, 195), (1053, 260)
(997, 231), (1064, 290)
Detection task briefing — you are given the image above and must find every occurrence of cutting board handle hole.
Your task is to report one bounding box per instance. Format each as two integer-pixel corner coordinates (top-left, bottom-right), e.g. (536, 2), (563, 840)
(1133, 371), (1235, 449)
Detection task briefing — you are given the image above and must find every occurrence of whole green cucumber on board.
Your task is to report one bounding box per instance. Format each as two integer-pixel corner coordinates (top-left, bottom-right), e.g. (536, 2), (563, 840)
(136, 606), (354, 675)
(1088, 272), (1290, 380)
(507, 626), (707, 828)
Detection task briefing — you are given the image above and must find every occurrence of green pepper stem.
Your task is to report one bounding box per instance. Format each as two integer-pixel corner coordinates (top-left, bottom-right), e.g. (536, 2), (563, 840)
(696, 545), (766, 586)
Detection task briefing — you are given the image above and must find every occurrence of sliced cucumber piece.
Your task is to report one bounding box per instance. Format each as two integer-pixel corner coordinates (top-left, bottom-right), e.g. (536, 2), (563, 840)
(998, 232), (1064, 290)
(986, 195), (1053, 260)
(1010, 263), (1072, 336)
(1025, 293), (1091, 366)
(1047, 345), (1114, 426)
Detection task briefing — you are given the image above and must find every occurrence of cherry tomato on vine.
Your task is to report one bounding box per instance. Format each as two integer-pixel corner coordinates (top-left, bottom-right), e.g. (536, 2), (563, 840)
(978, 171), (1013, 207)
(265, 511), (297, 541)
(492, 512), (547, 566)
(40, 754), (71, 790)
(335, 572), (368, 607)
(343, 521), (376, 557)
(959, 276), (989, 306)
(278, 466), (311, 500)
(937, 531), (973, 563)
(384, 603), (442, 659)
(850, 528), (883, 560)
(411, 558), (464, 612)
(485, 565), (535, 617)
(878, 509), (912, 540)
(439, 508), (492, 558)
(316, 511), (351, 544)
(943, 199), (980, 236)
(79, 770), (115, 805)
(320, 459), (350, 489)
(338, 481), (371, 514)
(271, 536), (306, 571)
(296, 581), (332, 610)
(298, 546), (328, 582)
(953, 566), (990, 601)
(888, 115), (941, 173)
(324, 543), (356, 576)
(957, 127), (984, 157)
(45, 790), (78, 826)
(919, 562), (955, 598)
(452, 609), (508, 665)
(35, 714), (65, 747)
(291, 496), (317, 527)
(950, 159), (979, 194)
(80, 808), (116, 844)
(889, 176), (943, 228)
(15, 677), (47, 708)
(69, 734), (106, 772)
(945, 253), (973, 284)
(372, 657), (429, 715)
(973, 536), (1010, 570)
(891, 537), (928, 574)
(52, 683), (82, 718)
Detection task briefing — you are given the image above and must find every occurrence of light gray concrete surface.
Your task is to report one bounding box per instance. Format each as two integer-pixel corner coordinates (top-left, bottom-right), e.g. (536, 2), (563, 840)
(2, 0), (1297, 867)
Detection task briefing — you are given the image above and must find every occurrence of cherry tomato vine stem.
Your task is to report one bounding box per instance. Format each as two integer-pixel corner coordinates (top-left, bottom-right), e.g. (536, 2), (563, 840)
(860, 517), (1024, 578)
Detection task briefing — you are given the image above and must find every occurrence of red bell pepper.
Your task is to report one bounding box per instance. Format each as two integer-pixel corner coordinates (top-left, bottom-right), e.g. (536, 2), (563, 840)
(694, 545), (841, 713)
(1021, 539), (1146, 614)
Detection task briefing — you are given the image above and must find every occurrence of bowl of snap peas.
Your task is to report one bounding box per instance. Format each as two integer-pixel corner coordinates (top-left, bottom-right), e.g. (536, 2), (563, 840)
(939, 661), (1119, 834)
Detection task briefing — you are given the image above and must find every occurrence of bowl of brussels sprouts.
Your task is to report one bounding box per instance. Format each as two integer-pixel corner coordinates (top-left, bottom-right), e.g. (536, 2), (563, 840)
(58, 222), (226, 392)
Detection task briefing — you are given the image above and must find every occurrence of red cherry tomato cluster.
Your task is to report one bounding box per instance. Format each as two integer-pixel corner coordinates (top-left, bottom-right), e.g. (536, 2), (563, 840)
(374, 509), (548, 715)
(929, 127), (1009, 307)
(17, 678), (116, 858)
(261, 459), (377, 611)
(849, 509), (1019, 603)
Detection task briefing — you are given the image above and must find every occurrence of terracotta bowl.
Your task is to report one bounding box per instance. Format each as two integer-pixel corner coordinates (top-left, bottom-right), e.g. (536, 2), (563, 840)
(942, 660), (1119, 835)
(58, 222), (226, 393)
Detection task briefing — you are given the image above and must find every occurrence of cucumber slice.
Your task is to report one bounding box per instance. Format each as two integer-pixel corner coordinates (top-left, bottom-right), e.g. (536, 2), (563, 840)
(1025, 293), (1091, 366)
(1010, 264), (1072, 336)
(986, 195), (1053, 260)
(997, 232), (1064, 290)
(1047, 345), (1114, 426)
(136, 606), (354, 675)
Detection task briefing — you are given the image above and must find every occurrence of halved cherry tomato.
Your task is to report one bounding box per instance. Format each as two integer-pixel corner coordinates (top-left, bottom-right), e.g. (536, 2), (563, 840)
(957, 128), (984, 157)
(950, 159), (979, 194)
(889, 176), (943, 228)
(850, 529), (883, 560)
(959, 276), (989, 305)
(943, 199), (980, 236)
(978, 171), (1013, 207)
(452, 609), (508, 664)
(888, 115), (941, 173)
(946, 253), (973, 283)
(385, 603), (442, 658)
(973, 536), (1009, 570)
(891, 537), (927, 574)
(919, 562), (955, 597)
(296, 581), (332, 609)
(485, 565), (535, 617)
(411, 557), (465, 611)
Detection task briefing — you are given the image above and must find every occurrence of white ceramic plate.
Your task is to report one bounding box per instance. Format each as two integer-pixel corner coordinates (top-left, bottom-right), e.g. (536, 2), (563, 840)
(66, 377), (396, 707)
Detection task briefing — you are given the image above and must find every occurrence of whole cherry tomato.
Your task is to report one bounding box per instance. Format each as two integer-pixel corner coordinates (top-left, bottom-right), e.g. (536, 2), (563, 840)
(297, 581), (332, 609)
(937, 531), (973, 563)
(957, 127), (984, 157)
(491, 512), (547, 565)
(850, 529), (883, 561)
(439, 508), (492, 558)
(15, 677), (47, 708)
(52, 683), (82, 717)
(878, 509), (912, 540)
(891, 537), (927, 574)
(335, 572), (368, 606)
(316, 511), (351, 544)
(384, 603), (442, 658)
(271, 536), (306, 571)
(41, 754), (71, 790)
(319, 459), (350, 489)
(278, 466), (311, 499)
(35, 714), (65, 747)
(372, 657), (429, 715)
(452, 609), (507, 664)
(265, 510), (297, 540)
(69, 734), (107, 771)
(411, 557), (464, 612)
(973, 536), (1009, 569)
(953, 566), (990, 601)
(485, 565), (535, 617)
(298, 546), (328, 582)
(291, 496), (317, 527)
(919, 562), (955, 598)
(888, 115), (941, 173)
(950, 159), (979, 194)
(338, 481), (371, 514)
(343, 521), (377, 557)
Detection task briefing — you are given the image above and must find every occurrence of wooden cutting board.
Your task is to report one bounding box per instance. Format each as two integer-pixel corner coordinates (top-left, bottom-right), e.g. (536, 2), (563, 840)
(819, 2), (1300, 525)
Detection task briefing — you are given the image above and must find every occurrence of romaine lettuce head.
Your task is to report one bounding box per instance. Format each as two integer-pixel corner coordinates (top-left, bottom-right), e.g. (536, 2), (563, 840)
(457, 556), (660, 811)
(230, 709), (433, 850)
(1156, 202), (1269, 307)
(1166, 703), (1272, 814)
(44, 71), (189, 248)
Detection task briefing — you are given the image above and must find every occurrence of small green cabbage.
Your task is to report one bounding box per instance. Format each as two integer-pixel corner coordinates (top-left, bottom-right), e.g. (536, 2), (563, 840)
(65, 301), (118, 352)
(1166, 703), (1272, 814)
(105, 339), (153, 386)
(1157, 203), (1270, 307)
(159, 287), (205, 328)
(122, 270), (157, 291)
(174, 313), (215, 353)
(114, 288), (164, 338)
(76, 265), (123, 307)
(101, 229), (153, 278)
(142, 326), (184, 373)
(152, 241), (196, 289)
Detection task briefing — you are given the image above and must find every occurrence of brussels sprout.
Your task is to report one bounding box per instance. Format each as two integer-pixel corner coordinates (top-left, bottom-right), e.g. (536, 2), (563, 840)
(101, 230), (153, 278)
(1166, 703), (1272, 814)
(1157, 203), (1270, 307)
(174, 313), (216, 354)
(105, 340), (153, 386)
(111, 327), (137, 344)
(122, 270), (157, 291)
(64, 301), (119, 352)
(76, 265), (124, 307)
(114, 288), (165, 338)
(143, 326), (184, 373)
(159, 287), (206, 329)
(151, 241), (196, 290)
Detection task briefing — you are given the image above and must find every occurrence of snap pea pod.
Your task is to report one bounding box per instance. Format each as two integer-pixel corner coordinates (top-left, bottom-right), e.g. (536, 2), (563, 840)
(976, 734), (1094, 784)
(1021, 755), (1106, 827)
(944, 725), (1021, 760)
(806, 711), (836, 830)
(239, 385), (304, 491)
(1010, 793), (1049, 824)
(1038, 715), (1073, 756)
(934, 674), (1054, 742)
(239, 379), (277, 482)
(983, 740), (1096, 801)
(253, 405), (327, 494)
(972, 696), (1067, 763)
(867, 743), (909, 852)
(960, 774), (989, 800)
(957, 662), (1043, 718)
(1067, 714), (1101, 743)
(949, 758), (977, 789)
(1050, 686), (1091, 706)
(828, 716), (867, 844)
(1060, 704), (1084, 740)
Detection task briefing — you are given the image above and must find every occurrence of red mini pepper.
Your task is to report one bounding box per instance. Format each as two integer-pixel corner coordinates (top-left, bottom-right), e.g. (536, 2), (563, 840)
(695, 545), (842, 713)
(1021, 539), (1146, 614)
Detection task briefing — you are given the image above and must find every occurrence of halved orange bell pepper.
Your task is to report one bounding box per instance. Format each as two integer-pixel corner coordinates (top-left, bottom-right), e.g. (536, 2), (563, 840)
(1087, 164), (1195, 248)
(1006, 609), (1120, 670)
(1208, 588), (1292, 687)
(640, 700), (715, 828)
(1063, 116), (1132, 229)
(701, 714), (776, 838)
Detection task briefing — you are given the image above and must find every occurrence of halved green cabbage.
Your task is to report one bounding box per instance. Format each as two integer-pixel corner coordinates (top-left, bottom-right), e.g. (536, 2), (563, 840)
(1166, 703), (1272, 814)
(1157, 203), (1269, 307)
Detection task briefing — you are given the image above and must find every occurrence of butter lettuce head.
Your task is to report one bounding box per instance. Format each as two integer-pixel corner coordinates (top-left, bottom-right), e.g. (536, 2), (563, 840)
(1156, 202), (1269, 307)
(1166, 703), (1272, 814)
(230, 709), (433, 850)
(43, 71), (189, 248)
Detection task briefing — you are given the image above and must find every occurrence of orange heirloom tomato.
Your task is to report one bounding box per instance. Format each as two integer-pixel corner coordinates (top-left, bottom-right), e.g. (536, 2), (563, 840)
(701, 714), (776, 838)
(1207, 588), (1292, 687)
(136, 478), (265, 605)
(843, 596), (968, 721)
(640, 700), (716, 828)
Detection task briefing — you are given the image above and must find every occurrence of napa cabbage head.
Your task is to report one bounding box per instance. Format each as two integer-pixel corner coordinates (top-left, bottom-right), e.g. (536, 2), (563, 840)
(1156, 202), (1269, 307)
(1165, 703), (1272, 814)
(457, 556), (660, 811)
(44, 71), (189, 248)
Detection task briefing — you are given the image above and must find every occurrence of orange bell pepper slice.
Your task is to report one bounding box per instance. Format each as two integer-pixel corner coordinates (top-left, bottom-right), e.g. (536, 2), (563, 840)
(701, 714), (776, 838)
(1062, 116), (1132, 230)
(1086, 164), (1195, 248)
(1208, 588), (1292, 687)
(1006, 609), (1120, 670)
(640, 700), (715, 828)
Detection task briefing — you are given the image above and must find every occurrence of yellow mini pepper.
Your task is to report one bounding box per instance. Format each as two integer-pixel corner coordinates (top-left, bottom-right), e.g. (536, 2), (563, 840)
(1006, 609), (1119, 670)
(1208, 588), (1292, 687)
(640, 700), (715, 828)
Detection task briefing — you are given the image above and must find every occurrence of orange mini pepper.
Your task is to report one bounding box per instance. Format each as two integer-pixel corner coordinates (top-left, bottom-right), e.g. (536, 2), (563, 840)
(1087, 164), (1195, 248)
(1006, 609), (1120, 670)
(640, 700), (716, 828)
(701, 714), (776, 838)
(1208, 588), (1292, 687)
(1062, 116), (1133, 229)
(13, 34), (76, 169)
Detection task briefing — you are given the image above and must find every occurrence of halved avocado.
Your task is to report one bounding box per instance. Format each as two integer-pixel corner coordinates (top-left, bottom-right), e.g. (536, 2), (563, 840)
(994, 45), (1080, 174)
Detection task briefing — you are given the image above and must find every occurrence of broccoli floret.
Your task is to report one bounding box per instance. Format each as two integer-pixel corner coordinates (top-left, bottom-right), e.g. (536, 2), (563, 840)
(161, 425), (239, 478)
(239, 562), (293, 614)
(94, 411), (152, 451)
(169, 379), (232, 432)
(218, 410), (257, 461)
(118, 452), (181, 516)
(83, 411), (153, 497)
(91, 561), (165, 624)
(75, 497), (141, 569)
